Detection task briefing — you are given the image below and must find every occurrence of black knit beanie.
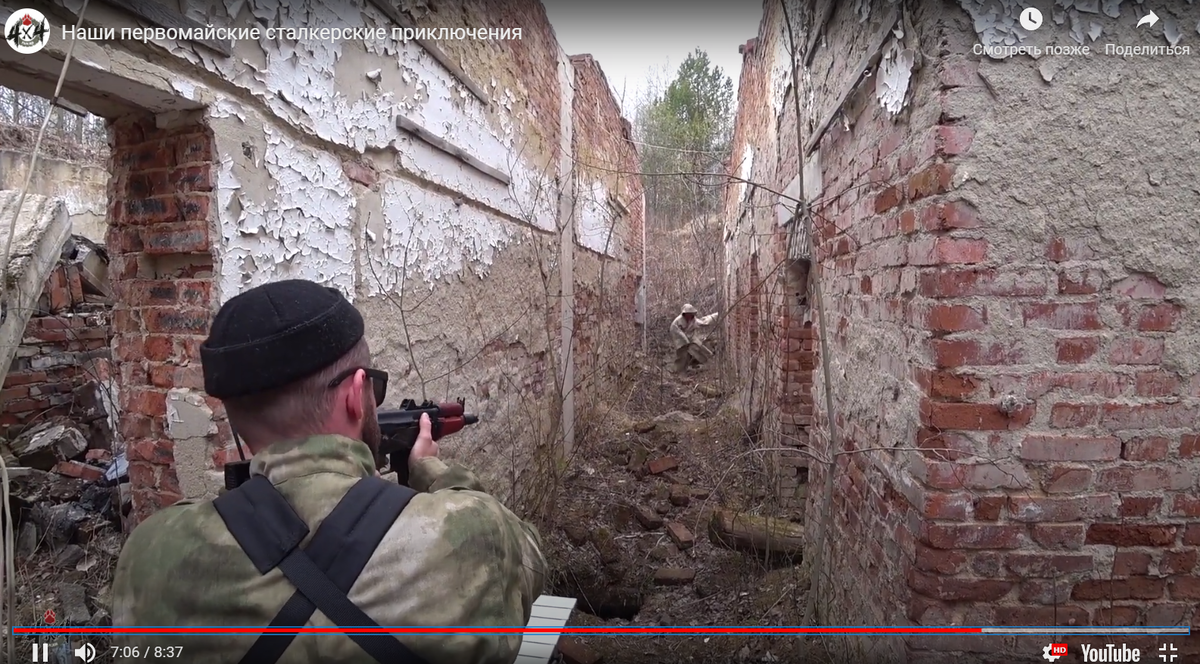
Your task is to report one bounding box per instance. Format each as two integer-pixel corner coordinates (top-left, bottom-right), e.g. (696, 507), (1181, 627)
(199, 279), (364, 399)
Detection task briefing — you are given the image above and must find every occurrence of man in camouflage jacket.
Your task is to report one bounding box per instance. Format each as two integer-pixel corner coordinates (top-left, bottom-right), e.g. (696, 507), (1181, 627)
(111, 279), (546, 663)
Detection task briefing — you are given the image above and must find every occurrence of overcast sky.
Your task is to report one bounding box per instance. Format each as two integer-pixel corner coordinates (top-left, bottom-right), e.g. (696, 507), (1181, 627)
(541, 1), (764, 115)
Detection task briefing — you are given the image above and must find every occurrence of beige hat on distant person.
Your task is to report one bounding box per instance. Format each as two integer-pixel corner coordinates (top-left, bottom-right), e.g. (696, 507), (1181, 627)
(681, 304), (698, 314)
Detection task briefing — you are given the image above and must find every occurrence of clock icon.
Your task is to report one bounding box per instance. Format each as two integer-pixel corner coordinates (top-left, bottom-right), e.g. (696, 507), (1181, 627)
(1020, 7), (1044, 31)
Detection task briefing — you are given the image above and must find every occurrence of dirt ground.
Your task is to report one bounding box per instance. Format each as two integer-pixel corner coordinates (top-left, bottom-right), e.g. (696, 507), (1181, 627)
(543, 331), (830, 664)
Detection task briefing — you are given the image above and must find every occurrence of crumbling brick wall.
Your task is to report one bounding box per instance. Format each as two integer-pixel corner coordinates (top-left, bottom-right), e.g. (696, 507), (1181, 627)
(106, 115), (223, 521)
(1, 261), (113, 439)
(723, 5), (816, 509)
(728, 0), (1200, 660)
(570, 55), (647, 385)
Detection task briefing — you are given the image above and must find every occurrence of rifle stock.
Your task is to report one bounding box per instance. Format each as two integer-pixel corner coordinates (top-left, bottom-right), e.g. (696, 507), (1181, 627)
(377, 398), (479, 487)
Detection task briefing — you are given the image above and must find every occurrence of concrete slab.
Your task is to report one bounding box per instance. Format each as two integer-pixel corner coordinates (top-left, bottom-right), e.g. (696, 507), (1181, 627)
(0, 189), (72, 385)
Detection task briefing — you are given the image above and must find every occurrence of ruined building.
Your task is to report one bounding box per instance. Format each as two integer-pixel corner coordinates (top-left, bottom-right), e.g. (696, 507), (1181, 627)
(725, 0), (1199, 660)
(1, 0), (644, 524)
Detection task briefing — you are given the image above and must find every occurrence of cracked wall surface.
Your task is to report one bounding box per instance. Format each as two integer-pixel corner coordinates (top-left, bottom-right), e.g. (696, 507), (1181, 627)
(0, 0), (643, 518)
(723, 0), (818, 522)
(728, 0), (1199, 660)
(0, 146), (108, 243)
(569, 55), (646, 393)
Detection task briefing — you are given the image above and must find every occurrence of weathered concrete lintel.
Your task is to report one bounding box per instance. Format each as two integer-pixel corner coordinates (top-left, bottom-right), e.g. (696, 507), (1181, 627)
(0, 191), (72, 387)
(804, 6), (900, 156)
(395, 115), (512, 186)
(101, 0), (233, 56)
(364, 0), (490, 106)
(0, 19), (205, 118)
(0, 64), (133, 118)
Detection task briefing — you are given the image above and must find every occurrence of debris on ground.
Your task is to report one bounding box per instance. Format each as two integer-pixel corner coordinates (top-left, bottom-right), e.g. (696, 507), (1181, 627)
(545, 335), (825, 663)
(2, 414), (127, 657)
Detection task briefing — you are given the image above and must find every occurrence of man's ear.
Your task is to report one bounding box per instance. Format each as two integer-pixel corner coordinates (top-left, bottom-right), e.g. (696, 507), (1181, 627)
(342, 369), (367, 423)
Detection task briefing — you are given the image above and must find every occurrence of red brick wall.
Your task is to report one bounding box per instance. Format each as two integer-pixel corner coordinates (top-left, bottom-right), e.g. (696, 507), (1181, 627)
(433, 0), (563, 156)
(723, 8), (816, 506)
(755, 2), (1200, 660)
(106, 114), (224, 524)
(1, 264), (112, 437)
(570, 55), (646, 380)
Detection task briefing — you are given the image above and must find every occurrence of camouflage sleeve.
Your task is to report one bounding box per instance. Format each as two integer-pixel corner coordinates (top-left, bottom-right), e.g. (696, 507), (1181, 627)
(698, 312), (720, 325)
(360, 477), (548, 663)
(408, 456), (488, 492)
(406, 456), (548, 622)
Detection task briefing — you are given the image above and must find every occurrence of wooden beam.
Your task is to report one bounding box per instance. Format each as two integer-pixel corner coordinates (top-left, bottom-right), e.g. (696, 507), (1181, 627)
(803, 0), (837, 67)
(364, 0), (490, 106)
(101, 0), (233, 56)
(708, 509), (805, 557)
(395, 115), (511, 185)
(803, 7), (899, 156)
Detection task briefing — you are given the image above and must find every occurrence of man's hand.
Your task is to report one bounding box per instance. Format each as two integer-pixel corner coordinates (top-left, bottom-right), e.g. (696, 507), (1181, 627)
(410, 412), (439, 462)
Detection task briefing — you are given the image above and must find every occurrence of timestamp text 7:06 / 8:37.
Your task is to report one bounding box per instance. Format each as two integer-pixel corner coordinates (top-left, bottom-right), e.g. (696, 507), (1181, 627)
(108, 646), (185, 659)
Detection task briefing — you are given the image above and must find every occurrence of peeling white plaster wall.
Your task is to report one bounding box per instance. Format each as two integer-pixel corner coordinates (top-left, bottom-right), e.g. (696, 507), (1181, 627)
(216, 125), (357, 303)
(959, 0), (1038, 54)
(960, 0), (1196, 54)
(161, 0), (554, 233)
(768, 19), (792, 117)
(575, 180), (616, 257)
(366, 178), (515, 289)
(853, 0), (872, 23)
(165, 0), (398, 151)
(875, 28), (915, 116)
(736, 144), (754, 206)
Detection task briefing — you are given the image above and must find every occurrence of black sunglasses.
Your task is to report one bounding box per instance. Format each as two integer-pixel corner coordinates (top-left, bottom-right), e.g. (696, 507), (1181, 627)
(328, 367), (389, 406)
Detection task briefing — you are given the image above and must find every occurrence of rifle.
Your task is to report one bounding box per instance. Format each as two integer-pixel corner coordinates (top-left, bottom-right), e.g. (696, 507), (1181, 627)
(221, 398), (479, 490)
(377, 398), (479, 487)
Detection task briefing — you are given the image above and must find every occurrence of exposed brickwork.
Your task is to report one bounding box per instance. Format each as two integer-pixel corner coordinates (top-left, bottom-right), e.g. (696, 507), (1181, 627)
(106, 114), (223, 524)
(728, 0), (1198, 659)
(1, 264), (112, 437)
(723, 2), (815, 508)
(570, 55), (646, 377)
(432, 0), (562, 155)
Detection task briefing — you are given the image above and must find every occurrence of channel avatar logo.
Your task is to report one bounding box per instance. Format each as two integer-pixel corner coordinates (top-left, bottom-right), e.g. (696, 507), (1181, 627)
(4, 8), (50, 54)
(1044, 643), (1068, 662)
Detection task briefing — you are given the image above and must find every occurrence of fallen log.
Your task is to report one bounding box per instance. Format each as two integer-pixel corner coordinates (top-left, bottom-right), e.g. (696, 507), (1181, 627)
(708, 509), (805, 557)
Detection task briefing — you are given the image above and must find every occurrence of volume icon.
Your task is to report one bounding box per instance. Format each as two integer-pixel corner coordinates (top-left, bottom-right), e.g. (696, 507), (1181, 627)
(32, 643), (49, 662)
(75, 643), (97, 662)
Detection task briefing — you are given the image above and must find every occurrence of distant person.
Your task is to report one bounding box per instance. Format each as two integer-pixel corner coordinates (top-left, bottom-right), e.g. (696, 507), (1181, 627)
(111, 279), (546, 664)
(669, 303), (719, 372)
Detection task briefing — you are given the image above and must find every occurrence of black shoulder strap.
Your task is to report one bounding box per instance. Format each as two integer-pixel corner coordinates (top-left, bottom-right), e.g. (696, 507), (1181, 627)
(213, 475), (424, 664)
